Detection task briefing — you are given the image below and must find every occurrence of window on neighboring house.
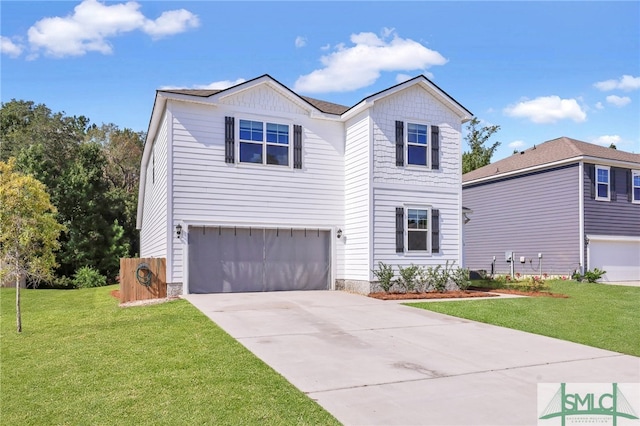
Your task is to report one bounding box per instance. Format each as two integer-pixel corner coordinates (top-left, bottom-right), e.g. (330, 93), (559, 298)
(239, 119), (289, 166)
(407, 123), (428, 166)
(407, 208), (429, 251)
(595, 165), (610, 201)
(633, 170), (640, 203)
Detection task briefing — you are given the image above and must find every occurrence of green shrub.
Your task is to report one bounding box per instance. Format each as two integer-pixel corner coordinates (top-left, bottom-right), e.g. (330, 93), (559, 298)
(450, 267), (471, 290)
(583, 268), (606, 283)
(51, 275), (75, 289)
(73, 266), (107, 289)
(372, 262), (395, 293)
(396, 264), (421, 293)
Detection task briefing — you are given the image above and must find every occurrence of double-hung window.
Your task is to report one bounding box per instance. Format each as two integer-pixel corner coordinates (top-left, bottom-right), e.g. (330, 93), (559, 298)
(407, 123), (428, 166)
(407, 208), (429, 251)
(595, 165), (610, 201)
(239, 119), (289, 166)
(633, 170), (640, 203)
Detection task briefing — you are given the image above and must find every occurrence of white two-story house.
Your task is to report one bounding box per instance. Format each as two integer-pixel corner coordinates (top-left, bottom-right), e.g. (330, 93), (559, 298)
(136, 74), (472, 295)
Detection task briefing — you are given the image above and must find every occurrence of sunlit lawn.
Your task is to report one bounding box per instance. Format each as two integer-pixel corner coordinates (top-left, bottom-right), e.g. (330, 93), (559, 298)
(0, 286), (339, 425)
(407, 280), (640, 357)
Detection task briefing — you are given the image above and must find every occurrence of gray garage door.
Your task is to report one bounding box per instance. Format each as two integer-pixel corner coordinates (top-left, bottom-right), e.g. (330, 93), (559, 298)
(188, 227), (330, 293)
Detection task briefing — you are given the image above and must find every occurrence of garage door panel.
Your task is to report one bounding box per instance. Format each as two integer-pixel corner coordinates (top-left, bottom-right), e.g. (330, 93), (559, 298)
(189, 227), (331, 293)
(264, 229), (330, 291)
(220, 228), (265, 292)
(588, 238), (640, 282)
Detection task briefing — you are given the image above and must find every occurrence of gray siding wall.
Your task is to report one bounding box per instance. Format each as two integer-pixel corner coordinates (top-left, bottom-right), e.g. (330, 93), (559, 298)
(463, 164), (580, 276)
(583, 163), (640, 266)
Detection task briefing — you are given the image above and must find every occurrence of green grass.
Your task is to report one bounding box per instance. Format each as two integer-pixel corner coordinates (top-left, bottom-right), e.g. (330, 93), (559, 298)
(0, 286), (339, 425)
(407, 280), (640, 357)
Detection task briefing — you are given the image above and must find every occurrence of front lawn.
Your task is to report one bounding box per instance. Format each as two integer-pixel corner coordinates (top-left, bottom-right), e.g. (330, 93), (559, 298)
(407, 280), (640, 357)
(0, 286), (339, 425)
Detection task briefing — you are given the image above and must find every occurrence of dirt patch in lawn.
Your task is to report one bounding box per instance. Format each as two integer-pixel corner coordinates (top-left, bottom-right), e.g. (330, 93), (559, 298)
(110, 289), (120, 299)
(369, 291), (499, 300)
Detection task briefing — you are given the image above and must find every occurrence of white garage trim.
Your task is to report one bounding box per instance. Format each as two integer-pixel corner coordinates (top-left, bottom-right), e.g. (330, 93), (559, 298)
(179, 221), (338, 294)
(587, 234), (640, 282)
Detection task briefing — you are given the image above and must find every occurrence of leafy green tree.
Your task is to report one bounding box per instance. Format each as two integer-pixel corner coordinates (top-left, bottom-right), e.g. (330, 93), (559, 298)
(462, 117), (501, 174)
(1, 100), (138, 282)
(0, 159), (64, 332)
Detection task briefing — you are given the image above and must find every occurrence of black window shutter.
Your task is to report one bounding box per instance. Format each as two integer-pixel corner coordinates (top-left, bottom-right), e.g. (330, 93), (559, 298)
(225, 116), (235, 163)
(611, 168), (617, 201)
(431, 125), (440, 170)
(395, 207), (404, 253)
(587, 164), (595, 199)
(431, 209), (440, 253)
(293, 125), (302, 169)
(627, 170), (633, 202)
(395, 121), (404, 167)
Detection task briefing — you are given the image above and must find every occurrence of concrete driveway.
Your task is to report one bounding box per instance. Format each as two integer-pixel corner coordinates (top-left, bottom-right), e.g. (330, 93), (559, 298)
(184, 291), (640, 426)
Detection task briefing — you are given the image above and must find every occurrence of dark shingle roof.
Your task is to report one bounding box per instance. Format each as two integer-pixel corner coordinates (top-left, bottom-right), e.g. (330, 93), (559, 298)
(463, 137), (640, 183)
(159, 88), (350, 115)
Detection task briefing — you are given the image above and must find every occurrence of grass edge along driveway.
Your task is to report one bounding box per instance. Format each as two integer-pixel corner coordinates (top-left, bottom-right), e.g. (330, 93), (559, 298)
(407, 280), (640, 357)
(0, 286), (339, 426)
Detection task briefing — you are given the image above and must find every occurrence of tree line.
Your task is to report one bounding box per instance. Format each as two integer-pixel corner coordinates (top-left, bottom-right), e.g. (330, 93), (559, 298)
(1, 99), (143, 288)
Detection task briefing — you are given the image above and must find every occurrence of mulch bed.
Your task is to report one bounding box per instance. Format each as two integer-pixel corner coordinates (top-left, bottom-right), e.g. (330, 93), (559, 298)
(369, 288), (569, 300)
(369, 290), (499, 300)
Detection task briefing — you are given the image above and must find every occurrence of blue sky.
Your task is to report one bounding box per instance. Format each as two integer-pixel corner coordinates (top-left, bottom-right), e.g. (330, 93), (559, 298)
(2, 1), (639, 161)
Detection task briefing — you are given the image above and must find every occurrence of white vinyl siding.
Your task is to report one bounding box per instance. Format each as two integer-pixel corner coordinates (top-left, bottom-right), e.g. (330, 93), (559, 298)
(373, 186), (460, 268)
(169, 95), (345, 284)
(140, 114), (169, 257)
(343, 112), (371, 281)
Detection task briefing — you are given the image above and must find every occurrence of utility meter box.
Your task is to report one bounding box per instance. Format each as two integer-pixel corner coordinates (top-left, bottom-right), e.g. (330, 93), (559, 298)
(505, 251), (513, 262)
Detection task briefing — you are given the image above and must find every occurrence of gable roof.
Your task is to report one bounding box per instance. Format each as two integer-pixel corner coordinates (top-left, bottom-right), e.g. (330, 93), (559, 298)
(160, 89), (350, 115)
(463, 137), (640, 184)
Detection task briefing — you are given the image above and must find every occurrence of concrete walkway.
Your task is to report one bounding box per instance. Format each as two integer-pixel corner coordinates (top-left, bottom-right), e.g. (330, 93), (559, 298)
(184, 291), (640, 426)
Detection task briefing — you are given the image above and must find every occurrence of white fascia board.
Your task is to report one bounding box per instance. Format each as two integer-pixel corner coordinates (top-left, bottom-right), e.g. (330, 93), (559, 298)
(341, 100), (373, 121)
(462, 157), (583, 187)
(580, 156), (640, 170)
(586, 234), (640, 242)
(463, 155), (640, 188)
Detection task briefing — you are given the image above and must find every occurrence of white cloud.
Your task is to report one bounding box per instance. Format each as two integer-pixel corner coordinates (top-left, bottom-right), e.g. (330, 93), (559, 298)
(592, 135), (621, 146)
(594, 75), (640, 92)
(295, 36), (306, 48)
(503, 96), (587, 124)
(395, 73), (412, 84)
(26, 0), (198, 58)
(595, 102), (604, 110)
(605, 95), (631, 107)
(160, 78), (246, 91)
(293, 29), (447, 93)
(320, 43), (330, 51)
(508, 140), (526, 150)
(142, 9), (199, 40)
(1, 36), (23, 57)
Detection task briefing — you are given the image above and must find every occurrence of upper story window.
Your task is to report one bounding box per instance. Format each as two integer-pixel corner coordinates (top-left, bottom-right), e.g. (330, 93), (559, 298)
(239, 119), (289, 166)
(407, 123), (428, 166)
(595, 165), (610, 201)
(633, 170), (640, 203)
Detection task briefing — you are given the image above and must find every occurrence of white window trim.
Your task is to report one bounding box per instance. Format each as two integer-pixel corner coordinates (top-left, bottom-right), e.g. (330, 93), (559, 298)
(595, 165), (610, 201)
(404, 204), (431, 255)
(405, 121), (430, 168)
(633, 170), (640, 204)
(237, 117), (292, 168)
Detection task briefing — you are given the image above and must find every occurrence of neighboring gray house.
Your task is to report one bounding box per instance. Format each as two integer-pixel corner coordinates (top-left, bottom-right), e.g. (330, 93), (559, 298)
(462, 137), (640, 282)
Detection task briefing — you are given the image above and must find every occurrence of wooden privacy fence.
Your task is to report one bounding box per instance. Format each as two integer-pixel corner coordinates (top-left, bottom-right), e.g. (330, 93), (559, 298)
(119, 258), (166, 303)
